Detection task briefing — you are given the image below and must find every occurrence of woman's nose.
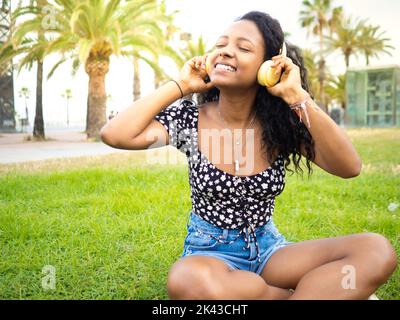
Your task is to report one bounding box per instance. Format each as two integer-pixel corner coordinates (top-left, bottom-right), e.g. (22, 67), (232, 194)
(218, 46), (234, 58)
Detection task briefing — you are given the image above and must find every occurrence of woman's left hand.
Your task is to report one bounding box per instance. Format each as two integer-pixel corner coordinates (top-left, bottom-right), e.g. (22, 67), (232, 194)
(266, 55), (309, 105)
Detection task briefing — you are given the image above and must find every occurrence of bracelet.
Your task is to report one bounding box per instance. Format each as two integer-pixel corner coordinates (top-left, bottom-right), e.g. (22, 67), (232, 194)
(170, 79), (183, 99)
(289, 95), (312, 129)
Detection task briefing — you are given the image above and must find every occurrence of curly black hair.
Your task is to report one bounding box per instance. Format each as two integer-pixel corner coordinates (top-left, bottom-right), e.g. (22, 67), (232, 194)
(195, 11), (316, 178)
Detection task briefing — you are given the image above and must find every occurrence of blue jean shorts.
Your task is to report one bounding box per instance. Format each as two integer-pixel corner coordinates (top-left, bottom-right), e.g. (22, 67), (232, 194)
(180, 211), (295, 275)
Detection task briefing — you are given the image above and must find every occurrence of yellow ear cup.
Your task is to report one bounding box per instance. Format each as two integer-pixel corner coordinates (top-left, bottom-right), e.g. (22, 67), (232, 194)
(257, 60), (281, 87)
(257, 42), (287, 88)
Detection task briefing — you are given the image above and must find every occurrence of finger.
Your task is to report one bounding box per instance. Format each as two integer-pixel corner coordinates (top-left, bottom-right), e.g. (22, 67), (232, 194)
(283, 57), (296, 70)
(201, 56), (206, 69)
(272, 54), (283, 61)
(272, 60), (283, 69)
(201, 55), (207, 69)
(189, 58), (196, 68)
(194, 57), (199, 69)
(272, 60), (280, 67)
(274, 65), (282, 76)
(273, 56), (293, 68)
(284, 56), (293, 64)
(275, 58), (294, 73)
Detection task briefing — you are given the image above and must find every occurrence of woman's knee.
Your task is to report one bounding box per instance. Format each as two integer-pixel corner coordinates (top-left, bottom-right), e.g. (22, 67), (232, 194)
(167, 258), (222, 300)
(360, 232), (398, 283)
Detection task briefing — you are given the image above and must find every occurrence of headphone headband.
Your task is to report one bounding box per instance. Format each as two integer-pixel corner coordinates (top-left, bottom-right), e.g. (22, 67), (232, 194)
(281, 42), (287, 57)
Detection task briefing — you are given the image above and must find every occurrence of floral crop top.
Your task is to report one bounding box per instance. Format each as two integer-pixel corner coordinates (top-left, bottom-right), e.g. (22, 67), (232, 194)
(154, 99), (286, 262)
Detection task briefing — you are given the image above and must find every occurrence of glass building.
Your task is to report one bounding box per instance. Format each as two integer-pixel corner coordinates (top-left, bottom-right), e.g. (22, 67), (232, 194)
(0, 0), (16, 133)
(345, 65), (400, 127)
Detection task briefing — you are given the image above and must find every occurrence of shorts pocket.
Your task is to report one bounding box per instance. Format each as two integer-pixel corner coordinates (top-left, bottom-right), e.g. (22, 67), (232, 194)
(187, 230), (219, 250)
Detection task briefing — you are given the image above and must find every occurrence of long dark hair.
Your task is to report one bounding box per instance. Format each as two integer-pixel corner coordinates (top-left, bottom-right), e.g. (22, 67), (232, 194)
(196, 11), (316, 178)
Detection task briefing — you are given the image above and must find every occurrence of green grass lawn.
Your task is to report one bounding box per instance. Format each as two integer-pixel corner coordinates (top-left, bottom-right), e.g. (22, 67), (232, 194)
(0, 128), (399, 300)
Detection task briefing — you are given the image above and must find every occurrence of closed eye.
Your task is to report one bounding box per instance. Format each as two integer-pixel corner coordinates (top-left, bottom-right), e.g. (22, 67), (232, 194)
(215, 44), (250, 52)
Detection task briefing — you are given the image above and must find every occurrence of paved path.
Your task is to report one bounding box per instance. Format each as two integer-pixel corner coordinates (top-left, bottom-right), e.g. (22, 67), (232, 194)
(0, 128), (129, 164)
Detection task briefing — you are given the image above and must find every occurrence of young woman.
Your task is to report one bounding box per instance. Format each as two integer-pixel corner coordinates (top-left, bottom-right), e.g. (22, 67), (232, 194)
(100, 11), (397, 300)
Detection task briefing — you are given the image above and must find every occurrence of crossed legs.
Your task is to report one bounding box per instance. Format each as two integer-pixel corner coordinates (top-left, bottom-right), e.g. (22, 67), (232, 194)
(167, 232), (397, 300)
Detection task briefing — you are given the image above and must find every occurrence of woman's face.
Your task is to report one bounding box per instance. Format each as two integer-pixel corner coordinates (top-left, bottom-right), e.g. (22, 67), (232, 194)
(208, 20), (266, 89)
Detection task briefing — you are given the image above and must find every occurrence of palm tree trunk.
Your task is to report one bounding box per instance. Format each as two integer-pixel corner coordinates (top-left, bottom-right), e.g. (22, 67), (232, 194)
(85, 95), (89, 133)
(85, 58), (109, 139)
(154, 57), (162, 89)
(366, 55), (370, 66)
(133, 56), (141, 101)
(33, 60), (45, 139)
(345, 54), (350, 68)
(33, 3), (45, 140)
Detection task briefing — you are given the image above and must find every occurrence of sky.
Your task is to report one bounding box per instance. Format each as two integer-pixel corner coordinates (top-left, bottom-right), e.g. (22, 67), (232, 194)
(10, 0), (400, 128)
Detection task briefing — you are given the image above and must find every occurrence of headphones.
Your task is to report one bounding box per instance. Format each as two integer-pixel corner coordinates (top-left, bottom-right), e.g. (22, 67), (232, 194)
(205, 42), (287, 88)
(257, 42), (287, 87)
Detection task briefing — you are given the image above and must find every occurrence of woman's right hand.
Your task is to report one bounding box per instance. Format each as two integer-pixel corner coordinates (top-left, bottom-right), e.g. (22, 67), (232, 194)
(177, 55), (215, 95)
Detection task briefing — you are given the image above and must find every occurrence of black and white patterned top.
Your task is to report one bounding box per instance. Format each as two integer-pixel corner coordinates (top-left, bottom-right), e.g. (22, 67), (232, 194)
(154, 99), (286, 262)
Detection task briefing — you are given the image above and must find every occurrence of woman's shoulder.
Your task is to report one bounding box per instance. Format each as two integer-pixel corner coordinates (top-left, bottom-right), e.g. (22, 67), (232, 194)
(178, 99), (216, 122)
(161, 99), (216, 129)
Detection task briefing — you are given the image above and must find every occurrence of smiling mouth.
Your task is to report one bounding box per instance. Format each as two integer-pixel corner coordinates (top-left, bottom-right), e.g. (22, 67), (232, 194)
(214, 63), (237, 72)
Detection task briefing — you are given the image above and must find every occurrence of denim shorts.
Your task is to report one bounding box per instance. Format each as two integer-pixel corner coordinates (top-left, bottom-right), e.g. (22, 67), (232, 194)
(180, 211), (295, 275)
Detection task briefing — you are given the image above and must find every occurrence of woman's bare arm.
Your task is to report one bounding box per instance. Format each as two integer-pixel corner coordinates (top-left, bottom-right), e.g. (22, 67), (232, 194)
(100, 55), (213, 150)
(100, 80), (188, 150)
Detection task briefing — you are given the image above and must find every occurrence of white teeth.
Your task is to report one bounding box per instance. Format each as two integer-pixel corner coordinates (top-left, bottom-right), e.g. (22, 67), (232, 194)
(216, 64), (235, 72)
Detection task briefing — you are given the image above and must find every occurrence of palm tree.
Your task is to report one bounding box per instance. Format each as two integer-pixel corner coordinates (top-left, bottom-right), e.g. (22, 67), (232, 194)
(326, 74), (346, 109)
(152, 0), (180, 91)
(165, 35), (214, 102)
(299, 0), (342, 107)
(358, 24), (393, 66)
(131, 0), (181, 99)
(302, 48), (334, 112)
(1, 0), (168, 139)
(325, 15), (366, 68)
(33, 0), (46, 140)
(164, 35), (213, 73)
(302, 49), (335, 112)
(2, 0), (48, 139)
(301, 48), (319, 99)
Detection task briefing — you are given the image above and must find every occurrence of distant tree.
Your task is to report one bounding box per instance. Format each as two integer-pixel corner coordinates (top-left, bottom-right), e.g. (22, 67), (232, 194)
(299, 0), (342, 106)
(358, 23), (393, 66)
(326, 74), (346, 109)
(325, 15), (366, 68)
(1, 0), (168, 139)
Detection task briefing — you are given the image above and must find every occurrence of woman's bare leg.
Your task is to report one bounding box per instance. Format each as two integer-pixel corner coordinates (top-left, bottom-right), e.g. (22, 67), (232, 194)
(259, 232), (397, 300)
(167, 255), (293, 300)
